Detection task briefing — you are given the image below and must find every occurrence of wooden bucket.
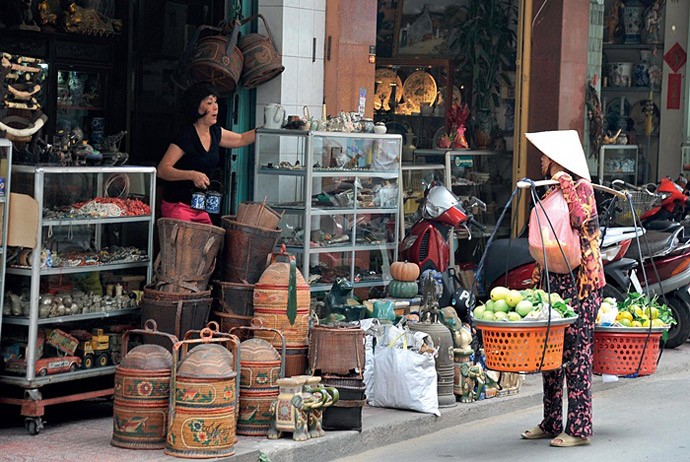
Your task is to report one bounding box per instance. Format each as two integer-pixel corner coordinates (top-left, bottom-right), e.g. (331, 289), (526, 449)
(189, 25), (243, 96)
(111, 321), (178, 450)
(212, 281), (254, 317)
(165, 328), (240, 459)
(238, 14), (285, 89)
(141, 296), (212, 347)
(220, 216), (281, 284)
(284, 345), (308, 378)
(155, 218), (225, 293)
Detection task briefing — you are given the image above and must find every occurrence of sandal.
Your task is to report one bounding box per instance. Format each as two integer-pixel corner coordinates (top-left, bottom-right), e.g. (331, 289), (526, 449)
(521, 426), (554, 440)
(550, 432), (591, 447)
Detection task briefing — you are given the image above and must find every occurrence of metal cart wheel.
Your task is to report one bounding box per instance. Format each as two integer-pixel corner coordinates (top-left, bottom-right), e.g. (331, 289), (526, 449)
(24, 417), (43, 436)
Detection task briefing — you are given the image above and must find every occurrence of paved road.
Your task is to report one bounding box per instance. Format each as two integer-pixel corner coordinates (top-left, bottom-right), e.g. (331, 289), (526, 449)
(335, 370), (689, 462)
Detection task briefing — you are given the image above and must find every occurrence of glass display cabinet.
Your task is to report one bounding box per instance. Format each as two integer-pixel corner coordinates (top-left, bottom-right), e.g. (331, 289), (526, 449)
(254, 129), (402, 292)
(598, 145), (639, 183)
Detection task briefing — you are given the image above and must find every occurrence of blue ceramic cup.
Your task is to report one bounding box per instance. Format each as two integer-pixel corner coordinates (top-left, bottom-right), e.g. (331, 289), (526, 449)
(190, 191), (206, 210)
(205, 191), (222, 214)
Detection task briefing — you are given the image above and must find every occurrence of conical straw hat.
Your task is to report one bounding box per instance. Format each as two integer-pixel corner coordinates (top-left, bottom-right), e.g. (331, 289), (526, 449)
(525, 130), (591, 181)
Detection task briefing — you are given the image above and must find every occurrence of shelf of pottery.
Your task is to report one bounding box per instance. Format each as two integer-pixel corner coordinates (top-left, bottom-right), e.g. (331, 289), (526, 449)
(601, 0), (664, 184)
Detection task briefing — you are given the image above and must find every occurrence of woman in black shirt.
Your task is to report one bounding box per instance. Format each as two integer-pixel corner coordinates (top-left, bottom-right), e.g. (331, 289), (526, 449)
(157, 83), (256, 223)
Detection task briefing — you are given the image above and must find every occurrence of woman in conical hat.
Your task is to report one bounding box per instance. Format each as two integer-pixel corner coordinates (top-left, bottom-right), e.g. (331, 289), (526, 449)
(520, 130), (604, 447)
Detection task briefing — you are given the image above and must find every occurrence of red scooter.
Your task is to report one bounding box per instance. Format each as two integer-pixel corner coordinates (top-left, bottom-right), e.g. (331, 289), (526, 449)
(399, 184), (485, 272)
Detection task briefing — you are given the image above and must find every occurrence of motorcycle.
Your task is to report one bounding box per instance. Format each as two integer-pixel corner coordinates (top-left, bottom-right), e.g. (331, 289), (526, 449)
(399, 184), (486, 273)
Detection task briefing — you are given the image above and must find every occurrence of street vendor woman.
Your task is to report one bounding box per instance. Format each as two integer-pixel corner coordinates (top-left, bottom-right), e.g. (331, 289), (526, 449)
(157, 82), (256, 224)
(521, 130), (605, 447)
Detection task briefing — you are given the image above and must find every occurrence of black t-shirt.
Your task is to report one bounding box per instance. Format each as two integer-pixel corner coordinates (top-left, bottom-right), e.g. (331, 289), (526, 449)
(161, 124), (221, 204)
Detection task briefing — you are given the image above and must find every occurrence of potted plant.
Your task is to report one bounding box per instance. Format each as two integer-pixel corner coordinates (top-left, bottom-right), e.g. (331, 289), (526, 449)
(448, 0), (517, 149)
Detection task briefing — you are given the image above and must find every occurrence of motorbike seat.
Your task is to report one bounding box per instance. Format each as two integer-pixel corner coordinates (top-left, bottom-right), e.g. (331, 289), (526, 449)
(623, 229), (681, 259)
(482, 238), (533, 289)
(644, 220), (682, 233)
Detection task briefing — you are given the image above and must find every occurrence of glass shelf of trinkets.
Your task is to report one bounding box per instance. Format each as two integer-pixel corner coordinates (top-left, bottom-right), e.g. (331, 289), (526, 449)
(254, 128), (402, 292)
(0, 165), (155, 386)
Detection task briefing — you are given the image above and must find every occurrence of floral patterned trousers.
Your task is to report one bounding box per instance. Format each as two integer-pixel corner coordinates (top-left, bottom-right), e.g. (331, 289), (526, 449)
(538, 272), (601, 439)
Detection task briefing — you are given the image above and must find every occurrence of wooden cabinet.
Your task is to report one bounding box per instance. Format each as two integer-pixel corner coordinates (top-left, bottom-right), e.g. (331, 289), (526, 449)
(0, 10), (131, 159)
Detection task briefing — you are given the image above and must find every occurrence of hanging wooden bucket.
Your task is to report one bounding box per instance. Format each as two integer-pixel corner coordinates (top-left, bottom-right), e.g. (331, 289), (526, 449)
(238, 14), (285, 89)
(165, 328), (240, 459)
(141, 296), (212, 347)
(231, 324), (285, 436)
(188, 25), (244, 96)
(252, 247), (310, 348)
(220, 216), (281, 284)
(111, 320), (178, 450)
(155, 218), (225, 294)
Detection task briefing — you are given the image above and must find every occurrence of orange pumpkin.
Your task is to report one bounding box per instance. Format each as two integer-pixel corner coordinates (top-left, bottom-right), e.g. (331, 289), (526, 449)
(390, 261), (420, 282)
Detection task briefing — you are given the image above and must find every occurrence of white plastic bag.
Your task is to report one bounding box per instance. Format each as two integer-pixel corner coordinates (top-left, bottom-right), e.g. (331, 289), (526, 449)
(369, 332), (440, 416)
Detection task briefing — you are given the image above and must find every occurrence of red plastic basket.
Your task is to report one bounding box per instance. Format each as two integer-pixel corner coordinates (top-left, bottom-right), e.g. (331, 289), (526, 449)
(593, 328), (662, 376)
(475, 318), (575, 373)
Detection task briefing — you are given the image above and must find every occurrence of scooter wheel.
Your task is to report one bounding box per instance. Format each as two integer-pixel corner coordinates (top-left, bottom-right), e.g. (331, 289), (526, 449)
(664, 294), (690, 349)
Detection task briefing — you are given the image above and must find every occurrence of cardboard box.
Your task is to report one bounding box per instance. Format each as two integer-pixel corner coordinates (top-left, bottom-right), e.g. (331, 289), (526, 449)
(8, 193), (38, 248)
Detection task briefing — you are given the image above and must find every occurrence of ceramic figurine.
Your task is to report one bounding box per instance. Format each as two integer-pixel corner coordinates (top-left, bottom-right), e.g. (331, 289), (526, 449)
(267, 377), (310, 441)
(606, 0), (624, 43)
(459, 362), (485, 403)
(644, 0), (662, 44)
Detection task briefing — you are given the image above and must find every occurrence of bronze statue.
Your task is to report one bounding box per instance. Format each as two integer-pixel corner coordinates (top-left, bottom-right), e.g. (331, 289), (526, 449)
(62, 1), (122, 36)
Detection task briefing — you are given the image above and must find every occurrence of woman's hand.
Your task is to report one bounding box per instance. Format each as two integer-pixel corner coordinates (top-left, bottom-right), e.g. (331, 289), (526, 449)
(190, 171), (210, 189)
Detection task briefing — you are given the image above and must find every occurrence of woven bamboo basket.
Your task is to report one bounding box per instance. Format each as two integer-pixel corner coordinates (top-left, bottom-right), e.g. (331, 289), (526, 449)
(252, 248), (311, 348)
(155, 218), (225, 293)
(220, 216), (281, 284)
(236, 201), (283, 230)
(112, 322), (178, 450)
(212, 281), (254, 317)
(309, 325), (365, 377)
(165, 328), (240, 459)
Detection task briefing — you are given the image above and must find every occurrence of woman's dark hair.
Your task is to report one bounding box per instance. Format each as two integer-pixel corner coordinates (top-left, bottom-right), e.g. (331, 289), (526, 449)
(181, 83), (219, 124)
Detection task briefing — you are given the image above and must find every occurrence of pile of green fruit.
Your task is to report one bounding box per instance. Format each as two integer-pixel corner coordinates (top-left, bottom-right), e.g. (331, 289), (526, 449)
(472, 286), (576, 322)
(598, 292), (675, 328)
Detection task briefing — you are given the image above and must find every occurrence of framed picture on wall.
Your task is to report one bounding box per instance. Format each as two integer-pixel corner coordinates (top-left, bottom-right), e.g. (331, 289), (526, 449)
(394, 0), (459, 57)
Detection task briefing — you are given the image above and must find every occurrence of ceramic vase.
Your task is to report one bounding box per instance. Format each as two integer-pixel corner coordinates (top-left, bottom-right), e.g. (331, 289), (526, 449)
(473, 109), (495, 150)
(623, 0), (645, 44)
(607, 62), (634, 87)
(633, 51), (651, 87)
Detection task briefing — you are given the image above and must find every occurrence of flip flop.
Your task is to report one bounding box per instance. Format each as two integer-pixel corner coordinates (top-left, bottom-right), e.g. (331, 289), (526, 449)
(550, 432), (591, 447)
(521, 426), (554, 440)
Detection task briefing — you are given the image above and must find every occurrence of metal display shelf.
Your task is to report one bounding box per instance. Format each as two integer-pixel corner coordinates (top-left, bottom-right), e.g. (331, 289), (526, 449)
(0, 165), (156, 434)
(0, 139), (13, 342)
(0, 365), (117, 388)
(7, 260), (150, 276)
(2, 308), (140, 326)
(254, 129), (402, 291)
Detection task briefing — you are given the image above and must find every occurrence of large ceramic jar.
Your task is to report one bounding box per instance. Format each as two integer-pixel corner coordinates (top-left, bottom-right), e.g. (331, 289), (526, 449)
(623, 0), (645, 44)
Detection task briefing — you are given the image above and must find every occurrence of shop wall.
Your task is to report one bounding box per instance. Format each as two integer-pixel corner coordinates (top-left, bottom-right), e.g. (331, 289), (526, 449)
(255, 0), (326, 200)
(658, 1), (689, 178)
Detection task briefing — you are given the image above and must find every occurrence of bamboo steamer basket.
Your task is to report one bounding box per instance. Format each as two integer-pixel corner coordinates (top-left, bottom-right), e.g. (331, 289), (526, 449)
(231, 323), (285, 436)
(165, 328), (240, 459)
(112, 320), (178, 450)
(252, 246), (311, 349)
